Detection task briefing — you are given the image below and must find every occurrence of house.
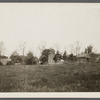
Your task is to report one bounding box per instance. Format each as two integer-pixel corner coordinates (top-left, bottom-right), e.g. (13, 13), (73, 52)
(1, 58), (11, 65)
(95, 56), (100, 62)
(0, 56), (11, 65)
(89, 53), (100, 62)
(77, 53), (90, 63)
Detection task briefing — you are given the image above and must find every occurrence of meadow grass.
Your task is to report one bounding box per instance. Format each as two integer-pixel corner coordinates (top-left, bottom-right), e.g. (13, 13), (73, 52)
(0, 62), (100, 92)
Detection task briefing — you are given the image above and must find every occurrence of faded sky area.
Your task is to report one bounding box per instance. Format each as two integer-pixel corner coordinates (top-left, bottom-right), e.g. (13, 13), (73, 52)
(0, 3), (100, 57)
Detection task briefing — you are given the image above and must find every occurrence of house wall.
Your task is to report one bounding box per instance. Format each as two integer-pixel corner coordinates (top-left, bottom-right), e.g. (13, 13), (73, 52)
(0, 58), (11, 65)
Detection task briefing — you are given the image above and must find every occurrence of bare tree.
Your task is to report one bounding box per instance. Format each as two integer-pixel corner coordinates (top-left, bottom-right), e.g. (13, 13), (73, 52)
(11, 50), (19, 56)
(53, 43), (60, 52)
(69, 44), (74, 54)
(75, 41), (81, 56)
(0, 41), (5, 56)
(68, 41), (81, 55)
(38, 41), (46, 54)
(19, 42), (27, 64)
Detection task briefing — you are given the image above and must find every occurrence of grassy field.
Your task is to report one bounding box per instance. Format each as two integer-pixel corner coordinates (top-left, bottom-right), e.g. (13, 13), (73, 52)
(0, 62), (100, 92)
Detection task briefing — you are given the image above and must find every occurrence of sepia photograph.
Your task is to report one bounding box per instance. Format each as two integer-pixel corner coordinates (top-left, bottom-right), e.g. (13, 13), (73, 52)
(0, 3), (100, 95)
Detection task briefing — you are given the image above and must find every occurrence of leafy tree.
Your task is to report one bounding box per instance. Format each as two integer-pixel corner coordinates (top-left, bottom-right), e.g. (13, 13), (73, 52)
(40, 48), (55, 64)
(85, 45), (93, 54)
(54, 50), (62, 63)
(33, 57), (39, 64)
(10, 51), (23, 64)
(26, 52), (33, 65)
(25, 51), (38, 65)
(63, 51), (68, 61)
(68, 53), (77, 61)
(39, 55), (47, 64)
(68, 53), (74, 61)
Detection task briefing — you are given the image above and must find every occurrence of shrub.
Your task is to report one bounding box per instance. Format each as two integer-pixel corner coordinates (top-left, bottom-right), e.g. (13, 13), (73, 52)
(0, 62), (3, 65)
(7, 61), (14, 65)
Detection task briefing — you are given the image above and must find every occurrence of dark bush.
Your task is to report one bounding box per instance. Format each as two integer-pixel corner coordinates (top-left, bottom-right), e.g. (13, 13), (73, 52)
(7, 61), (14, 65)
(0, 62), (3, 65)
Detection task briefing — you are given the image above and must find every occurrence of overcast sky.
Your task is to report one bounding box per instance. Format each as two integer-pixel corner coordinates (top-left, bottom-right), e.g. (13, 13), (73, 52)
(0, 3), (100, 57)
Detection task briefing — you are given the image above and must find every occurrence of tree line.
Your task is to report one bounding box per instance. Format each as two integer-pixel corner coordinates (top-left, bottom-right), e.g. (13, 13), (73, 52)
(0, 41), (98, 65)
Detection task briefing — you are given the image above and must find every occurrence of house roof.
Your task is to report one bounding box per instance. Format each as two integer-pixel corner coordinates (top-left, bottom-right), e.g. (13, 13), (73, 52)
(77, 53), (90, 58)
(0, 55), (8, 59)
(90, 53), (100, 58)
